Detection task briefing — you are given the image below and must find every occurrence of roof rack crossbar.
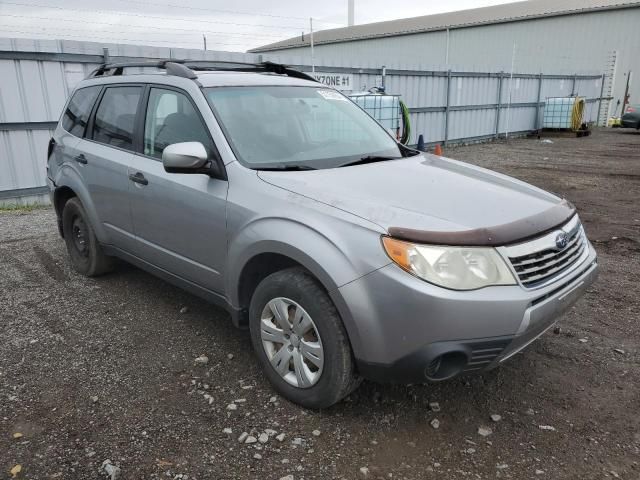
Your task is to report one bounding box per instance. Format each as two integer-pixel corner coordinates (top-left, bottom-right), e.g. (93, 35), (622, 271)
(87, 59), (317, 83)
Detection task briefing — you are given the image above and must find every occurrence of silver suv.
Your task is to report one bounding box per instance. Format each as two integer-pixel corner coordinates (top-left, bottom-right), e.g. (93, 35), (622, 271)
(47, 60), (598, 408)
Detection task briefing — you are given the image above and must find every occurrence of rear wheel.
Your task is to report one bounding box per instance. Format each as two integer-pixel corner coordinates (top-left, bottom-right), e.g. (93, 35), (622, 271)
(249, 267), (360, 408)
(62, 198), (114, 276)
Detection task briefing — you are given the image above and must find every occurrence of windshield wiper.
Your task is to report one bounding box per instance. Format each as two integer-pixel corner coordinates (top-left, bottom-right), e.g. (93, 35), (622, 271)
(255, 164), (316, 171)
(338, 155), (402, 168)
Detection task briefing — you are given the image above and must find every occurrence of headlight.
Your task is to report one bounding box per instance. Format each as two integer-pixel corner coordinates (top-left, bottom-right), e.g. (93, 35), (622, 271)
(382, 236), (517, 290)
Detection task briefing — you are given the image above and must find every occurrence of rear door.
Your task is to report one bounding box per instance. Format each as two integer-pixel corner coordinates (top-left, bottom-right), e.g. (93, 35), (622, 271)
(78, 85), (143, 250)
(127, 86), (228, 293)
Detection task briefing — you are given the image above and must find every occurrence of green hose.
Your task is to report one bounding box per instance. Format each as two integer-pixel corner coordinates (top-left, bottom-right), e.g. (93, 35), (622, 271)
(399, 100), (411, 145)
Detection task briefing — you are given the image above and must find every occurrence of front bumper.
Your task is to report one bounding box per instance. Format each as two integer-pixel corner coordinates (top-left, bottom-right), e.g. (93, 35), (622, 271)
(338, 243), (598, 384)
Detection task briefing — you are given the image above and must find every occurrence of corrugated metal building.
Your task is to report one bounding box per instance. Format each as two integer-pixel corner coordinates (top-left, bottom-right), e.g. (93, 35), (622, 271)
(0, 36), (609, 205)
(251, 0), (640, 117)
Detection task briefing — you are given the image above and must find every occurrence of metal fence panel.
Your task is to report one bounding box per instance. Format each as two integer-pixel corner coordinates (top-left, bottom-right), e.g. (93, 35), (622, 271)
(0, 38), (607, 204)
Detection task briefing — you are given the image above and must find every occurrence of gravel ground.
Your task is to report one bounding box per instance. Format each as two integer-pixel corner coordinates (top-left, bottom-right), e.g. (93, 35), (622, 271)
(1, 128), (639, 480)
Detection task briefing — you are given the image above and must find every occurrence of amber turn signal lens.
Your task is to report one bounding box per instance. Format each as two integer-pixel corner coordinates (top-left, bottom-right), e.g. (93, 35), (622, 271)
(382, 236), (412, 271)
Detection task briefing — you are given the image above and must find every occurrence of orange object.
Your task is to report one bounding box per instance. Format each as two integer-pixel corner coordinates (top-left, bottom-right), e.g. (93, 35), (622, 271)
(381, 237), (412, 272)
(434, 144), (443, 156)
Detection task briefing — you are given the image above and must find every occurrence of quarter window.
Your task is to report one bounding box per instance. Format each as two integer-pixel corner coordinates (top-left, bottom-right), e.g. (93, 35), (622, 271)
(144, 88), (212, 159)
(62, 86), (101, 137)
(91, 86), (142, 150)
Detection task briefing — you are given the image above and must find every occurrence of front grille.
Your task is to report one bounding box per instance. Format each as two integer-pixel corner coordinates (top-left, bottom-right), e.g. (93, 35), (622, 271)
(508, 226), (586, 288)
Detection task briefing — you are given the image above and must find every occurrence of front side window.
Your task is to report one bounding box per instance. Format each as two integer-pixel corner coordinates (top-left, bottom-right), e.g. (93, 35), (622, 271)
(91, 86), (142, 150)
(62, 86), (101, 137)
(144, 88), (213, 159)
(204, 86), (401, 169)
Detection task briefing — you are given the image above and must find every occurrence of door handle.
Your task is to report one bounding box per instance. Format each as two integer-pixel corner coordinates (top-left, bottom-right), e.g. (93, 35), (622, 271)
(74, 154), (87, 164)
(128, 172), (148, 186)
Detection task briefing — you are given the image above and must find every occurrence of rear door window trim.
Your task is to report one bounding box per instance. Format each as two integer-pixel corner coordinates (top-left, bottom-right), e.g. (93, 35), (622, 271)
(84, 82), (145, 154)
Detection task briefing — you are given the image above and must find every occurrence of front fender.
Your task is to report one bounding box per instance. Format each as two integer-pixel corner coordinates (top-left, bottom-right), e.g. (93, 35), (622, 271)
(226, 216), (390, 360)
(54, 165), (108, 242)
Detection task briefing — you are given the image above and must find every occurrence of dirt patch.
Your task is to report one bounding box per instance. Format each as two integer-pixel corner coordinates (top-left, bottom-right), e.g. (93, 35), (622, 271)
(1, 128), (638, 479)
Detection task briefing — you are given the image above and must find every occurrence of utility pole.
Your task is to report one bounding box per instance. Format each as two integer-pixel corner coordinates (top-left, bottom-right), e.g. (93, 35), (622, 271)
(505, 42), (516, 140)
(310, 17), (315, 73)
(622, 70), (632, 114)
(203, 34), (207, 51)
(348, 0), (354, 26)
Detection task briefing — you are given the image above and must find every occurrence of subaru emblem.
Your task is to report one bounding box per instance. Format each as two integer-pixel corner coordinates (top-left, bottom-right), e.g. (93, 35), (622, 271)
(555, 232), (568, 249)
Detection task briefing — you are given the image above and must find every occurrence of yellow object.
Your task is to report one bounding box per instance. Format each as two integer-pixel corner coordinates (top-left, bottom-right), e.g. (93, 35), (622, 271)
(13, 432), (23, 439)
(570, 97), (585, 131)
(10, 465), (22, 477)
(607, 117), (622, 127)
(382, 236), (412, 272)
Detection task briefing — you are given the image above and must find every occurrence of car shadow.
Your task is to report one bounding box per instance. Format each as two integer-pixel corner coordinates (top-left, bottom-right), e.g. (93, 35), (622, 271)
(109, 259), (545, 421)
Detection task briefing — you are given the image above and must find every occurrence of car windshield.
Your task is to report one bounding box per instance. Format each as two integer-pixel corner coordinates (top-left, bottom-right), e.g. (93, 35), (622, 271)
(204, 86), (403, 169)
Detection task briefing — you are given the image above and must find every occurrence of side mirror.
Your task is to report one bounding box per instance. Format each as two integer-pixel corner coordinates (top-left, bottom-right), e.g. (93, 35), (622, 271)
(162, 142), (209, 174)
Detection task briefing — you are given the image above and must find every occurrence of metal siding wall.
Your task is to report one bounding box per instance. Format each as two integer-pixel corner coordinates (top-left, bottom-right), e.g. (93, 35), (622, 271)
(0, 38), (606, 203)
(0, 39), (260, 204)
(261, 7), (640, 120)
(449, 109), (497, 140)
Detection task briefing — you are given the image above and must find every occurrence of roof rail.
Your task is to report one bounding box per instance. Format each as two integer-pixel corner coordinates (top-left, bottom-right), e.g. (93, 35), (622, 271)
(87, 59), (318, 83)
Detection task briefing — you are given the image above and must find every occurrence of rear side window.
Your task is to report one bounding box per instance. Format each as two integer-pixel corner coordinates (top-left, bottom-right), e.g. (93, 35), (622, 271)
(91, 86), (142, 150)
(62, 86), (100, 137)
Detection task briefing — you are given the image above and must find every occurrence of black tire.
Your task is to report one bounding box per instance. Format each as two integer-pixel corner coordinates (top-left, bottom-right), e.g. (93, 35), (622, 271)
(249, 267), (361, 408)
(61, 197), (114, 277)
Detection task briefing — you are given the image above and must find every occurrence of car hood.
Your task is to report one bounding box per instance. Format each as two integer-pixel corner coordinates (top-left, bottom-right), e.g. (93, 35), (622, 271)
(257, 154), (565, 237)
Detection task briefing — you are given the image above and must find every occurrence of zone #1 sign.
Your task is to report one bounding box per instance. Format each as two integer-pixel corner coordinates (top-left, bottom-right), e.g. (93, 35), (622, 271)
(305, 72), (355, 91)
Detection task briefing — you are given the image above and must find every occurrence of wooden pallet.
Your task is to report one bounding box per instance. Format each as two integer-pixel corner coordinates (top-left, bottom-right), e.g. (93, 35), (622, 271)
(539, 128), (592, 138)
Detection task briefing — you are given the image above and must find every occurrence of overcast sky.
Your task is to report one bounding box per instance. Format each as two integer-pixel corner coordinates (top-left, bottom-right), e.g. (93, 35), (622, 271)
(0, 0), (520, 52)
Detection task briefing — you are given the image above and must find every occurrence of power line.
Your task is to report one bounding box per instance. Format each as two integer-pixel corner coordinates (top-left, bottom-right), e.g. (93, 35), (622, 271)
(0, 23), (279, 41)
(0, 28), (253, 47)
(2, 14), (290, 38)
(2, 2), (310, 30)
(108, 0), (342, 24)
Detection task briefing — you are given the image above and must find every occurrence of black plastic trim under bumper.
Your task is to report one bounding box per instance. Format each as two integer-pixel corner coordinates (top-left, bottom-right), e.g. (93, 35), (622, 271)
(356, 336), (514, 384)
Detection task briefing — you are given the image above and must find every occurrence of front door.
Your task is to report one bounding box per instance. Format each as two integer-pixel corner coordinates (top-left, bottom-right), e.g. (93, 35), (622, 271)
(127, 86), (228, 293)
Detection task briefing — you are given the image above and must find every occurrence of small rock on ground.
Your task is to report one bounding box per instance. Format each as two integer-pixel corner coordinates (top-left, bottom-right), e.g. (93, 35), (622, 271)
(101, 460), (121, 480)
(490, 414), (502, 422)
(430, 419), (440, 429)
(194, 355), (209, 365)
(478, 426), (492, 437)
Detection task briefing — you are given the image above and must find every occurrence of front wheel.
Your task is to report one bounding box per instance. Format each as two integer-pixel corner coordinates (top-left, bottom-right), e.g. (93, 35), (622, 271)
(249, 267), (360, 408)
